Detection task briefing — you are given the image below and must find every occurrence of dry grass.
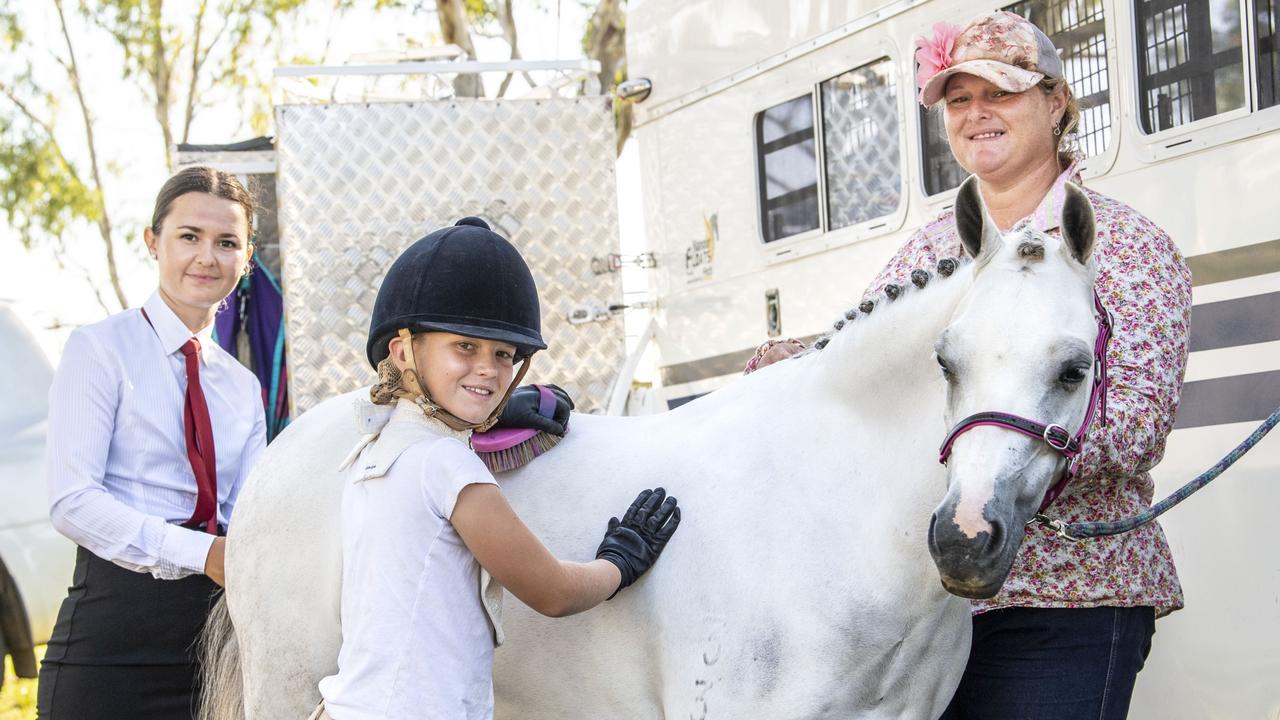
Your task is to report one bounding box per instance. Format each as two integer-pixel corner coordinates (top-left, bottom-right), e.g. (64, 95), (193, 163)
(0, 647), (41, 720)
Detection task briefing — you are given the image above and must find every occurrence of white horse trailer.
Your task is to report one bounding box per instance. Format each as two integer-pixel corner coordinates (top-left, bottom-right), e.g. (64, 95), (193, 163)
(623, 0), (1280, 717)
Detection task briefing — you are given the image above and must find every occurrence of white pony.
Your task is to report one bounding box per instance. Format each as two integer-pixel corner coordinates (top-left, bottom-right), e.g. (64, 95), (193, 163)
(200, 179), (1101, 719)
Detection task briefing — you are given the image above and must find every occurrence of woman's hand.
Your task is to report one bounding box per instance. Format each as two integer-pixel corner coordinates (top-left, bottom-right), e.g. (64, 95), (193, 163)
(745, 338), (806, 374)
(204, 536), (227, 587)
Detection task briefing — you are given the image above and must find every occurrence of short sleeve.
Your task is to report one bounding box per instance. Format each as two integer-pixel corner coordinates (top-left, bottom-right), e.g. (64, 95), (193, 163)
(419, 439), (498, 520)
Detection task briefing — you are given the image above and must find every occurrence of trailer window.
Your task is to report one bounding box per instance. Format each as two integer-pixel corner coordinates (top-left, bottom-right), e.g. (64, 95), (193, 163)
(821, 58), (900, 230)
(755, 95), (820, 243)
(1135, 0), (1244, 132)
(1008, 0), (1112, 158)
(1256, 0), (1280, 109)
(919, 0), (1114, 195)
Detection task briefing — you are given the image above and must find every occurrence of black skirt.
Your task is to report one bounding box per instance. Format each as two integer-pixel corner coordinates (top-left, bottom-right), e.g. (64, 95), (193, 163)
(37, 545), (221, 720)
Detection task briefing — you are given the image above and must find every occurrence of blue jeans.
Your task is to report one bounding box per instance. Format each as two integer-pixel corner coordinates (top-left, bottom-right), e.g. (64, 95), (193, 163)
(939, 606), (1156, 720)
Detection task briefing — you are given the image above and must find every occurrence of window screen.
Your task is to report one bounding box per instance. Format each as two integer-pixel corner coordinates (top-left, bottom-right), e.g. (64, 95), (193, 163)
(1258, 0), (1280, 109)
(1135, 0), (1244, 133)
(917, 105), (969, 197)
(755, 95), (819, 243)
(919, 1), (1114, 195)
(1008, 0), (1112, 157)
(820, 59), (901, 230)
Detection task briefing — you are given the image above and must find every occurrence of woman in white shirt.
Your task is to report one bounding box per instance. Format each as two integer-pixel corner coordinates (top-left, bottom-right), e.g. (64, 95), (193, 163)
(38, 166), (267, 719)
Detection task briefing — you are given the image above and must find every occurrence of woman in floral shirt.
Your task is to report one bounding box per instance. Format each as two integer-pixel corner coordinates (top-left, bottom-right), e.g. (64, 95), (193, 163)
(749, 11), (1190, 719)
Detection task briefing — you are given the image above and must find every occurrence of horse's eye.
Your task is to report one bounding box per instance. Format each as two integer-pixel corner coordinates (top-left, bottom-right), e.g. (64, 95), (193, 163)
(1059, 366), (1088, 385)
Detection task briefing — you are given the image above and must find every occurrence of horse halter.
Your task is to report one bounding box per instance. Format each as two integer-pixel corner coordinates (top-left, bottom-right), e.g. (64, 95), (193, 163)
(937, 290), (1113, 513)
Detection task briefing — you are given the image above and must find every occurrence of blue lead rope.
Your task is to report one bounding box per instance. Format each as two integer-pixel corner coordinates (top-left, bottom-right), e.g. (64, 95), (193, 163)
(1033, 404), (1280, 541)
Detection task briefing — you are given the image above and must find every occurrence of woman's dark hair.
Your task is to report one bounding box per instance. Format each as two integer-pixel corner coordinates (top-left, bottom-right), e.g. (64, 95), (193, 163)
(150, 166), (256, 240)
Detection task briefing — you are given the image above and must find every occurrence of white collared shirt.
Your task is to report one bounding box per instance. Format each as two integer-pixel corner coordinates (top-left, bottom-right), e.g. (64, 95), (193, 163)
(46, 291), (266, 579)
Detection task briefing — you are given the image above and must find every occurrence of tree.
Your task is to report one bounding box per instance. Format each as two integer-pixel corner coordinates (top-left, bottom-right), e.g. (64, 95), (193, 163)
(1, 0), (631, 315)
(84, 0), (308, 167)
(436, 0), (632, 153)
(1, 0), (128, 310)
(582, 0), (629, 153)
(0, 0), (307, 312)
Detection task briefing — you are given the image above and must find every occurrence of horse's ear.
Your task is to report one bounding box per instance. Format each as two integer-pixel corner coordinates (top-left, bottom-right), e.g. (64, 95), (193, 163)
(954, 175), (1001, 261)
(1060, 182), (1095, 265)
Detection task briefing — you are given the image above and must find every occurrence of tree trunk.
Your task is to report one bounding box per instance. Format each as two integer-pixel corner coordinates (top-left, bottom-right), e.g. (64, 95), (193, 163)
(437, 0), (483, 98)
(585, 0), (631, 154)
(496, 0), (522, 97)
(54, 0), (128, 310)
(146, 0), (174, 167)
(181, 0), (210, 144)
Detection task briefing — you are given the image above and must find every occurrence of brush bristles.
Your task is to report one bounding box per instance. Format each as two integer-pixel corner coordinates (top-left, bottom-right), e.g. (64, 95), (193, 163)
(478, 431), (564, 474)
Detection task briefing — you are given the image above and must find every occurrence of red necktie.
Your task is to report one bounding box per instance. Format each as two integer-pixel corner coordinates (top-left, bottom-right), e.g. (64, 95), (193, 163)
(179, 338), (219, 534)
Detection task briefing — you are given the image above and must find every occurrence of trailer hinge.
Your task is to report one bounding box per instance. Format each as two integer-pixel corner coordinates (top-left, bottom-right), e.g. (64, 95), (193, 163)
(567, 300), (655, 325)
(591, 253), (657, 275)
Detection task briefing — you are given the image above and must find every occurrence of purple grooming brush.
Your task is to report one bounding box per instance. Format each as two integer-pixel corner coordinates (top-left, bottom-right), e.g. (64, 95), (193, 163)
(473, 385), (564, 472)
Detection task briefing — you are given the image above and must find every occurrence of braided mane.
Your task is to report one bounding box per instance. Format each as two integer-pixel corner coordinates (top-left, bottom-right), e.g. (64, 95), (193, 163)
(803, 255), (973, 355)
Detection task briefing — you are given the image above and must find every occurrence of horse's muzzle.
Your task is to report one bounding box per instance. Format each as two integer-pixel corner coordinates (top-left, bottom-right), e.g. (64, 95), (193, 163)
(926, 509), (1018, 599)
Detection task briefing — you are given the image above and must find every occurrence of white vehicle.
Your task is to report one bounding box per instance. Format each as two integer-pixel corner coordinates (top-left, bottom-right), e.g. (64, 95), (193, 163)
(0, 303), (75, 686)
(622, 0), (1280, 717)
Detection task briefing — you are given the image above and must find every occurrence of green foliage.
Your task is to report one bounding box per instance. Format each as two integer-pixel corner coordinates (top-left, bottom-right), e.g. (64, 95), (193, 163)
(0, 116), (98, 250)
(463, 0), (496, 25)
(79, 0), (308, 151)
(0, 3), (22, 50)
(0, 648), (42, 720)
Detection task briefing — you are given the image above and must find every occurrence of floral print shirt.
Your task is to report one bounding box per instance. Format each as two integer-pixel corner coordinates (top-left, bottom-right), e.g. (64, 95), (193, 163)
(863, 163), (1190, 617)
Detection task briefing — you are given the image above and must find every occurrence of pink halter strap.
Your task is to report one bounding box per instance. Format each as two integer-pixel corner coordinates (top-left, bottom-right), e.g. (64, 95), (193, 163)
(937, 290), (1113, 513)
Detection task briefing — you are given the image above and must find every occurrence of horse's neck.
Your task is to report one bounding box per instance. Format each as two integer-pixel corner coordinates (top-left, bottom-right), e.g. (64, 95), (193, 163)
(798, 267), (974, 407)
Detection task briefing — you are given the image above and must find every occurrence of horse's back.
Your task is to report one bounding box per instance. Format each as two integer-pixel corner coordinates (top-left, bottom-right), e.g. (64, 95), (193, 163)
(491, 401), (968, 719)
(226, 390), (358, 718)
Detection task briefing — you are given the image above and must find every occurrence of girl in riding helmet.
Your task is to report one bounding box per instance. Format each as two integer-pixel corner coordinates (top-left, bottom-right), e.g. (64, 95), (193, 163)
(311, 217), (680, 720)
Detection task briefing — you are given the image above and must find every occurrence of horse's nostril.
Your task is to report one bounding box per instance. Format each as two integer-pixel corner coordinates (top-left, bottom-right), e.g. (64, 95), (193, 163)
(986, 519), (1004, 554)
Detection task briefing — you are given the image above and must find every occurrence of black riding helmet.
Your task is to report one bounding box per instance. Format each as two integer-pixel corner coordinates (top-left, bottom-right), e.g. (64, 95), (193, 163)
(366, 217), (546, 369)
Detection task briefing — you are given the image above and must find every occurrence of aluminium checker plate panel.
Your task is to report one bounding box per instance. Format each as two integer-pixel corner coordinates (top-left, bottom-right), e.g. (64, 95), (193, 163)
(275, 97), (624, 415)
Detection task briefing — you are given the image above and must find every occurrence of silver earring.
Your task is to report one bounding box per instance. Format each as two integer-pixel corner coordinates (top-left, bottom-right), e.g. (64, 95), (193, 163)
(1053, 124), (1062, 137)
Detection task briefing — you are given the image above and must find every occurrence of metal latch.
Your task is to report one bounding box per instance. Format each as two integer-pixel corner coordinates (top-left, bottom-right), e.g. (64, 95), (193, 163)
(765, 289), (782, 337)
(591, 253), (658, 275)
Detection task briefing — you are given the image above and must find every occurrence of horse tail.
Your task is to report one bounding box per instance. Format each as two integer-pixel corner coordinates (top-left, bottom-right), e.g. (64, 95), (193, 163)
(197, 593), (245, 720)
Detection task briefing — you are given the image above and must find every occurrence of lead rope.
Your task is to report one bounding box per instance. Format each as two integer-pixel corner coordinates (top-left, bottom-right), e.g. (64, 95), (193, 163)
(1033, 404), (1280, 541)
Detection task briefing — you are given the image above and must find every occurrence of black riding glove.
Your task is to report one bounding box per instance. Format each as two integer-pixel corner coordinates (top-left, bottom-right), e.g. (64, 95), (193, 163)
(596, 487), (681, 598)
(495, 384), (575, 436)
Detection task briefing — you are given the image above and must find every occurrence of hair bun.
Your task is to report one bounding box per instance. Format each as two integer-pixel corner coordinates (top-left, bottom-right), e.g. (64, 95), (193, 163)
(455, 216), (491, 230)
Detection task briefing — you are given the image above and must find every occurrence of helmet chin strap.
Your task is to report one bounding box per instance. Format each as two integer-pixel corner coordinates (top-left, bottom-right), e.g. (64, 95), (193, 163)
(393, 328), (530, 433)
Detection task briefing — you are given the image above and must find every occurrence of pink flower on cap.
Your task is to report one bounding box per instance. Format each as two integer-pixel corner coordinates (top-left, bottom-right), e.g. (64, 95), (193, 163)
(915, 22), (961, 93)
(915, 11), (1065, 107)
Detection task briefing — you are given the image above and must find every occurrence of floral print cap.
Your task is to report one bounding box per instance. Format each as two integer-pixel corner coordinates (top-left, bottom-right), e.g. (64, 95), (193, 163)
(917, 10), (1064, 107)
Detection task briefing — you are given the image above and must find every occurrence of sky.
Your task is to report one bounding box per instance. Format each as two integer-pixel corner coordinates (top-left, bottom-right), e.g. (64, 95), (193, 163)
(0, 1), (649, 364)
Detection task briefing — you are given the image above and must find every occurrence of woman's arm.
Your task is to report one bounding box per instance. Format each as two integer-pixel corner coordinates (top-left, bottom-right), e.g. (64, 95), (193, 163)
(47, 330), (215, 579)
(1075, 218), (1193, 479)
(452, 485), (679, 617)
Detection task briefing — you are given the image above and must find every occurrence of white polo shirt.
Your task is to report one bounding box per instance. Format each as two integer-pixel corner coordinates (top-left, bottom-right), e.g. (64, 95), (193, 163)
(319, 399), (500, 720)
